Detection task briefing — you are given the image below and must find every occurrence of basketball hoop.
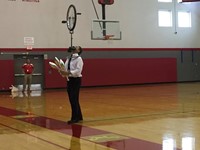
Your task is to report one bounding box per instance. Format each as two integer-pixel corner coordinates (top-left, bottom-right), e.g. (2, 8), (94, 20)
(26, 45), (33, 50)
(103, 35), (114, 40)
(91, 19), (121, 40)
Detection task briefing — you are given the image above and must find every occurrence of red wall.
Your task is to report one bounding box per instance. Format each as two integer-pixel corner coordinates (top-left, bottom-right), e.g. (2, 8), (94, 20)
(0, 60), (14, 90)
(81, 58), (177, 86)
(44, 60), (67, 89)
(0, 58), (177, 91)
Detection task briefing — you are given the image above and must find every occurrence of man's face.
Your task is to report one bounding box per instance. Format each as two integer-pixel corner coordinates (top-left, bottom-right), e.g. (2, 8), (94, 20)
(74, 46), (80, 53)
(27, 59), (30, 63)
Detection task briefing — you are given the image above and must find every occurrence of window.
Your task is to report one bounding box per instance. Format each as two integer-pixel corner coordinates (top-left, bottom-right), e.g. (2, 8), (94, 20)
(158, 10), (173, 27)
(158, 0), (192, 29)
(178, 11), (191, 27)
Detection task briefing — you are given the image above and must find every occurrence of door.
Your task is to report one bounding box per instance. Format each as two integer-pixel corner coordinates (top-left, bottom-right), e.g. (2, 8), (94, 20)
(14, 54), (44, 91)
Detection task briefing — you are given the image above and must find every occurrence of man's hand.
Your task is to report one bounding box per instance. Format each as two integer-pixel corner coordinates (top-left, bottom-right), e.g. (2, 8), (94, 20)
(59, 69), (70, 76)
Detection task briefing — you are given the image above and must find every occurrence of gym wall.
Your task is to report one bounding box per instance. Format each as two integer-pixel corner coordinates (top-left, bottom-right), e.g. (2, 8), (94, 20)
(0, 0), (200, 90)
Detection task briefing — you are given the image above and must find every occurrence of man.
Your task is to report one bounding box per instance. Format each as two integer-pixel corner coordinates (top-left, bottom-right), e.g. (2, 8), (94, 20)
(22, 58), (34, 92)
(59, 46), (83, 124)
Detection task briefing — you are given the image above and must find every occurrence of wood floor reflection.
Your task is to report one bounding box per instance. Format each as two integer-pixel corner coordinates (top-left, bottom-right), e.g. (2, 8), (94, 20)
(0, 82), (200, 150)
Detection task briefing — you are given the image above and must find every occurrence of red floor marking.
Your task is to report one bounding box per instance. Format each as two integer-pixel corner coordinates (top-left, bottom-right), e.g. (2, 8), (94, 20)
(101, 138), (162, 150)
(0, 106), (181, 150)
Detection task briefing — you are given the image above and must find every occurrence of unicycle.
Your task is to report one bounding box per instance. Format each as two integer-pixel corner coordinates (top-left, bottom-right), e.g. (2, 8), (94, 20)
(62, 4), (78, 47)
(66, 4), (77, 32)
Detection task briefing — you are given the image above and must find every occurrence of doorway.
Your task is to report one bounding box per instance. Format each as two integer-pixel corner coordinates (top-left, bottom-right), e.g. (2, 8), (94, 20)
(14, 54), (44, 91)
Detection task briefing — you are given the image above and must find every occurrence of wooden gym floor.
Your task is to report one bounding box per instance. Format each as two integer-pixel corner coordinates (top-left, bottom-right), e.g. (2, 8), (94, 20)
(0, 82), (200, 150)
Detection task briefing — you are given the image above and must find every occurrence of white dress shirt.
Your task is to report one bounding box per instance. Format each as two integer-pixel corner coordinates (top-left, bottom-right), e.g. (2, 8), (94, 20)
(64, 53), (83, 77)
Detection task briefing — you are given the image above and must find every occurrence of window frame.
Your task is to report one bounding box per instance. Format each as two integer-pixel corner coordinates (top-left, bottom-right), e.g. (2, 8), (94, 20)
(158, 10), (173, 27)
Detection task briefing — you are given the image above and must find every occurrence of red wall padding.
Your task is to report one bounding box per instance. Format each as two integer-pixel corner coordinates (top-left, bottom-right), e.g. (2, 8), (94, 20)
(0, 58), (177, 90)
(0, 60), (14, 90)
(44, 60), (67, 89)
(81, 58), (177, 86)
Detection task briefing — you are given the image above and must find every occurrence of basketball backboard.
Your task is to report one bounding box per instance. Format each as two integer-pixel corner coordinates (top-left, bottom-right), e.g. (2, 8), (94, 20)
(91, 19), (122, 40)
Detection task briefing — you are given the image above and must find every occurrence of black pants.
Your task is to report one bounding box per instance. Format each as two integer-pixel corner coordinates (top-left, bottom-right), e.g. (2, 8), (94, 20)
(67, 77), (83, 121)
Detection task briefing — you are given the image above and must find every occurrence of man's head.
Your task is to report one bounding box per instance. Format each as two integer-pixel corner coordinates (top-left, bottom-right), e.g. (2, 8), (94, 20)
(68, 46), (83, 55)
(26, 58), (31, 63)
(76, 46), (82, 55)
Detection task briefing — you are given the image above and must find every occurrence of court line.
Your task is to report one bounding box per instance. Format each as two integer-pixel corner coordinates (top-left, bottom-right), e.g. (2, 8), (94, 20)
(82, 110), (200, 123)
(0, 106), (181, 150)
(0, 122), (69, 150)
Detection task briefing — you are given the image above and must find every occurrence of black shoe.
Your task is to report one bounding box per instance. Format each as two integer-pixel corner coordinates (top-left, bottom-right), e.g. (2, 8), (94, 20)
(79, 118), (83, 122)
(67, 119), (83, 124)
(67, 120), (79, 124)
